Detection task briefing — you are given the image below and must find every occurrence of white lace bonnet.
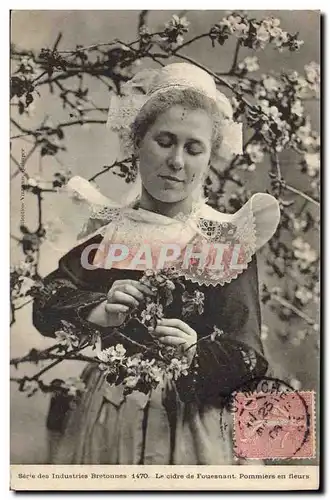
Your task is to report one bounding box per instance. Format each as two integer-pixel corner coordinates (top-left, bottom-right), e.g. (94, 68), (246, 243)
(106, 62), (243, 160)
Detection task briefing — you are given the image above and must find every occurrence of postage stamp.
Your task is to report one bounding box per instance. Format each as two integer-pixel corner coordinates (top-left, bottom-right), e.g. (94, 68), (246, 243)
(232, 379), (315, 460)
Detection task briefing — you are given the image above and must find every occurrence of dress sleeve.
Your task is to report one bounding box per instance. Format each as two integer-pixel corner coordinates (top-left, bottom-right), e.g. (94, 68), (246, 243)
(193, 254), (268, 403)
(32, 234), (109, 338)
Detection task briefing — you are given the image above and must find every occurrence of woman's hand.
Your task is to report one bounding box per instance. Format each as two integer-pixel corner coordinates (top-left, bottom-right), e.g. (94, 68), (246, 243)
(151, 318), (197, 364)
(87, 279), (154, 328)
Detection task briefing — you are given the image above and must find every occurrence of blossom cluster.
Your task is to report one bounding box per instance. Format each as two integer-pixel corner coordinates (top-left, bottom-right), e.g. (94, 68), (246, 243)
(292, 237), (318, 271)
(232, 66), (320, 164)
(96, 343), (190, 394)
(55, 320), (81, 349)
(10, 256), (41, 304)
(210, 14), (304, 52)
(237, 56), (259, 75)
(236, 142), (264, 171)
(159, 15), (190, 51)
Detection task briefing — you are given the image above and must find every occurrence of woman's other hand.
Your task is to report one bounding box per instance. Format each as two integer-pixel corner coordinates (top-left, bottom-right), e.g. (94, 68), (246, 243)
(151, 318), (197, 364)
(87, 279), (154, 327)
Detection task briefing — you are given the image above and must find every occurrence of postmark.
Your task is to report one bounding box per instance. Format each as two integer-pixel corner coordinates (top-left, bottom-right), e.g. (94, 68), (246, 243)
(230, 377), (315, 460)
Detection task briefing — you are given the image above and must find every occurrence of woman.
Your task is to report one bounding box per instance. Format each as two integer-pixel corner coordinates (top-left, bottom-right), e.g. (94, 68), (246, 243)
(33, 62), (280, 464)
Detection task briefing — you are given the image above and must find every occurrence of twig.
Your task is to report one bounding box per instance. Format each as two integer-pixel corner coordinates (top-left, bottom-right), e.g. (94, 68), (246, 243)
(283, 183), (319, 207)
(145, 53), (166, 67)
(138, 10), (149, 35)
(10, 155), (28, 180)
(174, 51), (260, 114)
(271, 293), (315, 326)
(11, 119), (107, 140)
(23, 340), (91, 380)
(15, 353), (98, 365)
(31, 70), (48, 84)
(88, 160), (124, 183)
(10, 234), (21, 242)
(297, 199), (309, 217)
(36, 191), (43, 233)
(271, 152), (282, 180)
(229, 39), (241, 74)
(53, 32), (63, 51)
(11, 344), (60, 366)
(57, 38), (140, 55)
(270, 151), (319, 207)
(172, 33), (209, 53)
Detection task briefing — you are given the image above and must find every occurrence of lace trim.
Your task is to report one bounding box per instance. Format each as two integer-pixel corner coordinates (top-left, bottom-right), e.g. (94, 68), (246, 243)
(171, 212), (256, 287)
(90, 205), (123, 222)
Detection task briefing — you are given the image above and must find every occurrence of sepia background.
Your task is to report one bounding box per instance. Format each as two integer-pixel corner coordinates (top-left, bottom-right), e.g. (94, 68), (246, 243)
(10, 10), (320, 464)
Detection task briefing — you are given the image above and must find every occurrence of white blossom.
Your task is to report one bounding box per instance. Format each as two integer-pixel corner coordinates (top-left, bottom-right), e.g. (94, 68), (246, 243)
(255, 25), (270, 44)
(295, 286), (313, 305)
(289, 378), (301, 390)
(166, 357), (189, 380)
(165, 14), (190, 31)
(219, 15), (249, 38)
(246, 143), (264, 163)
(292, 216), (308, 233)
(262, 75), (281, 92)
(294, 121), (315, 149)
(273, 30), (289, 49)
(62, 377), (86, 396)
(291, 99), (304, 117)
(238, 56), (259, 73)
(148, 365), (163, 383)
(27, 177), (38, 188)
(123, 375), (139, 389)
(261, 17), (281, 30)
(292, 237), (318, 266)
(55, 329), (80, 348)
(97, 344), (126, 363)
(304, 153), (320, 177)
(19, 57), (38, 74)
(304, 61), (320, 93)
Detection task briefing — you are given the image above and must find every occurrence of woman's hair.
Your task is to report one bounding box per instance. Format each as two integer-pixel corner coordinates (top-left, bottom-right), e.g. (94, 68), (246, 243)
(130, 87), (225, 160)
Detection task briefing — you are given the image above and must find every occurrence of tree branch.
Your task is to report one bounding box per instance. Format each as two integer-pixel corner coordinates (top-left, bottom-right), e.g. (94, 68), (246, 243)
(229, 39), (241, 74)
(271, 293), (316, 326)
(283, 183), (319, 207)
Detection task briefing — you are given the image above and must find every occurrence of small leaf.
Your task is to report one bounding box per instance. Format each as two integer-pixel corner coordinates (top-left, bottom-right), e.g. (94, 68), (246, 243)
(25, 93), (34, 107)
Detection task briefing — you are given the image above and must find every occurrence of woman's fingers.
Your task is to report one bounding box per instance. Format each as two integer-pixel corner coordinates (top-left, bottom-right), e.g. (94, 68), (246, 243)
(108, 290), (139, 308)
(152, 325), (190, 339)
(104, 303), (129, 314)
(157, 336), (186, 346)
(153, 319), (197, 351)
(114, 280), (155, 296)
(109, 280), (155, 301)
(134, 282), (156, 297)
(156, 318), (196, 336)
(121, 284), (144, 302)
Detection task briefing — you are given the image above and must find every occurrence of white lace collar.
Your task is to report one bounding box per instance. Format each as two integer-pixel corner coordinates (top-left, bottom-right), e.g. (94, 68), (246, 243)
(67, 176), (280, 286)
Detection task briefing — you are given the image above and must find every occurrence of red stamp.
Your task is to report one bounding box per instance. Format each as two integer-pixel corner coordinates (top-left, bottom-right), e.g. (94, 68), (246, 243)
(233, 386), (315, 460)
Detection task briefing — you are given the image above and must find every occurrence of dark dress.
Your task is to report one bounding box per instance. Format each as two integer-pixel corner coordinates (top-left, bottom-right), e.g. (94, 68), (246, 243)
(33, 229), (268, 465)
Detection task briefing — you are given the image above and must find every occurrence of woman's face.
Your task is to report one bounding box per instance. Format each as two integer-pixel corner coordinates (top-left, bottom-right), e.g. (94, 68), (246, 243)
(137, 105), (214, 203)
